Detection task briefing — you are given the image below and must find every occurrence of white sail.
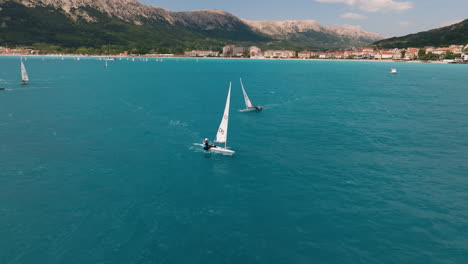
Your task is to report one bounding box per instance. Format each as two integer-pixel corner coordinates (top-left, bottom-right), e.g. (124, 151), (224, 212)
(240, 78), (254, 108)
(215, 82), (232, 146)
(21, 61), (29, 83)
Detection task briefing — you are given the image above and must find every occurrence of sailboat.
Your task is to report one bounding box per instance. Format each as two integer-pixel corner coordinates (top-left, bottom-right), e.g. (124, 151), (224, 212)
(206, 82), (235, 156)
(239, 78), (262, 112)
(390, 68), (397, 74)
(21, 60), (29, 84)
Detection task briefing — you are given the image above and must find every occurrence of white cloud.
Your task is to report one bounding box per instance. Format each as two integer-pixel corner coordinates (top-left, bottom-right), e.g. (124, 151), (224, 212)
(398, 21), (413, 27)
(316, 0), (414, 12)
(441, 19), (462, 27)
(340, 12), (368, 19)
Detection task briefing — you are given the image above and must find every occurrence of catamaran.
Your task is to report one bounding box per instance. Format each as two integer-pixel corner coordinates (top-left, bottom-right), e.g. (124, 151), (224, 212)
(205, 82), (235, 156)
(239, 78), (262, 112)
(21, 60), (29, 84)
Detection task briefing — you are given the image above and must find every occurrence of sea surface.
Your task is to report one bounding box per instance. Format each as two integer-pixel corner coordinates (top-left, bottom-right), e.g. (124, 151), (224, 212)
(1, 56), (467, 264)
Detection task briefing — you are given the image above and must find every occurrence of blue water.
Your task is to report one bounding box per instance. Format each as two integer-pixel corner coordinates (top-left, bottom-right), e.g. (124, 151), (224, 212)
(1, 56), (468, 264)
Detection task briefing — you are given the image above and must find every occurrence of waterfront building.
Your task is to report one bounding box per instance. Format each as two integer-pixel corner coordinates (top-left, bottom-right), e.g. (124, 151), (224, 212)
(449, 45), (464, 54)
(184, 50), (219, 57)
(263, 50), (296, 58)
(249, 46), (262, 56)
(223, 45), (236, 57)
(432, 47), (450, 55)
(298, 50), (312, 59)
(404, 48), (420, 59)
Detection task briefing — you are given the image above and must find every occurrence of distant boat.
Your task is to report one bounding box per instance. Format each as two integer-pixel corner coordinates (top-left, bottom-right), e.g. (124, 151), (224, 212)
(21, 60), (29, 84)
(391, 68), (397, 74)
(0, 87), (6, 91)
(239, 78), (262, 112)
(204, 82), (235, 156)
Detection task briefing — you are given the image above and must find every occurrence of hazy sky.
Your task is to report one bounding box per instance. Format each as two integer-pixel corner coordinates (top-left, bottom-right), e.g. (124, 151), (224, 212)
(141, 0), (468, 37)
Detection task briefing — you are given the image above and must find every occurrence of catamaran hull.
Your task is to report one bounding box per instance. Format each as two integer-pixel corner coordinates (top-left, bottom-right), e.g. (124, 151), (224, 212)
(209, 147), (235, 156)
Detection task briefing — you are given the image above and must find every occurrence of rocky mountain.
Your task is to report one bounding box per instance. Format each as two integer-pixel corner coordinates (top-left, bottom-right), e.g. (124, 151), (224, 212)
(0, 0), (384, 52)
(244, 20), (384, 49)
(245, 20), (383, 41)
(374, 19), (468, 48)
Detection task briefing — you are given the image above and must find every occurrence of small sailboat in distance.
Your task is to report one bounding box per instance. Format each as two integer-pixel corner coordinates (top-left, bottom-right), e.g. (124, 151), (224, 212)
(390, 68), (397, 74)
(239, 78), (262, 112)
(203, 82), (235, 156)
(21, 60), (29, 84)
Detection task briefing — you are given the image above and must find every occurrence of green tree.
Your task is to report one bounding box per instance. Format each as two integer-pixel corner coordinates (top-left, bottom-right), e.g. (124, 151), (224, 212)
(418, 49), (426, 59)
(444, 51), (455, 59)
(400, 50), (406, 59)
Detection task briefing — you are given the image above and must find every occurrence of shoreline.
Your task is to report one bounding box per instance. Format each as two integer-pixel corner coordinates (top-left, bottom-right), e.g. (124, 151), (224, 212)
(1, 54), (465, 65)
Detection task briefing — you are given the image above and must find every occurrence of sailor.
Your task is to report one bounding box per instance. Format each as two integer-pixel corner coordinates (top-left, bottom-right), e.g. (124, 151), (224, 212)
(203, 138), (216, 150)
(254, 106), (263, 111)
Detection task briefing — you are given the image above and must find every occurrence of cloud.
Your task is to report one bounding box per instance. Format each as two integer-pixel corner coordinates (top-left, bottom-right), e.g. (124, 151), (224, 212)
(316, 0), (414, 12)
(441, 19), (462, 27)
(398, 21), (413, 27)
(340, 12), (368, 19)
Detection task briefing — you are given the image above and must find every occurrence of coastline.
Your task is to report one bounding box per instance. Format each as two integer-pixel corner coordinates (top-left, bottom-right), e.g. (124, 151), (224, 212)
(1, 54), (465, 65)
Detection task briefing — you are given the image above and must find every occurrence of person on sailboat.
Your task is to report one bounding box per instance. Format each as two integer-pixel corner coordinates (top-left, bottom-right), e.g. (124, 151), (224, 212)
(254, 106), (263, 111)
(203, 138), (216, 151)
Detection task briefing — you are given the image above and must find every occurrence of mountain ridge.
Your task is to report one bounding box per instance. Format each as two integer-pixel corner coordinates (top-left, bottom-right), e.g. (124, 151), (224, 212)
(0, 0), (384, 51)
(374, 19), (468, 48)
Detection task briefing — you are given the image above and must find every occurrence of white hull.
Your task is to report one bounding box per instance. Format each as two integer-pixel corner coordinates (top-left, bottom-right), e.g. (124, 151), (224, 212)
(239, 108), (258, 112)
(209, 147), (235, 156)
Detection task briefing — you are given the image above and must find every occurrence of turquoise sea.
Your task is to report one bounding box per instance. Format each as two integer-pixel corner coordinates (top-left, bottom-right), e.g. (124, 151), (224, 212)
(1, 56), (468, 264)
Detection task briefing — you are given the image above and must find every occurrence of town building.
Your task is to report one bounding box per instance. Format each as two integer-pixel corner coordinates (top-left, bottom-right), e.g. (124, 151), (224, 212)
(449, 45), (464, 54)
(222, 45), (235, 56)
(248, 46), (262, 56)
(184, 50), (219, 57)
(298, 50), (312, 59)
(424, 46), (436, 53)
(317, 52), (328, 59)
(404, 48), (420, 59)
(0, 47), (40, 55)
(462, 52), (468, 61)
(432, 47), (450, 55)
(263, 50), (296, 58)
(392, 50), (403, 60)
(375, 50), (394, 60)
(329, 52), (344, 59)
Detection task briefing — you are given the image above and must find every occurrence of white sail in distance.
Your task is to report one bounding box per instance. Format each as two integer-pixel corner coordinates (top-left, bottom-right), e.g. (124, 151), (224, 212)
(21, 61), (29, 83)
(240, 78), (254, 108)
(215, 82), (232, 145)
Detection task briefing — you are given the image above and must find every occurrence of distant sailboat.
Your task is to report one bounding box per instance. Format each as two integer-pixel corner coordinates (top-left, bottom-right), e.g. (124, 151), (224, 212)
(204, 82), (235, 156)
(21, 60), (29, 84)
(239, 78), (262, 112)
(391, 68), (397, 74)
